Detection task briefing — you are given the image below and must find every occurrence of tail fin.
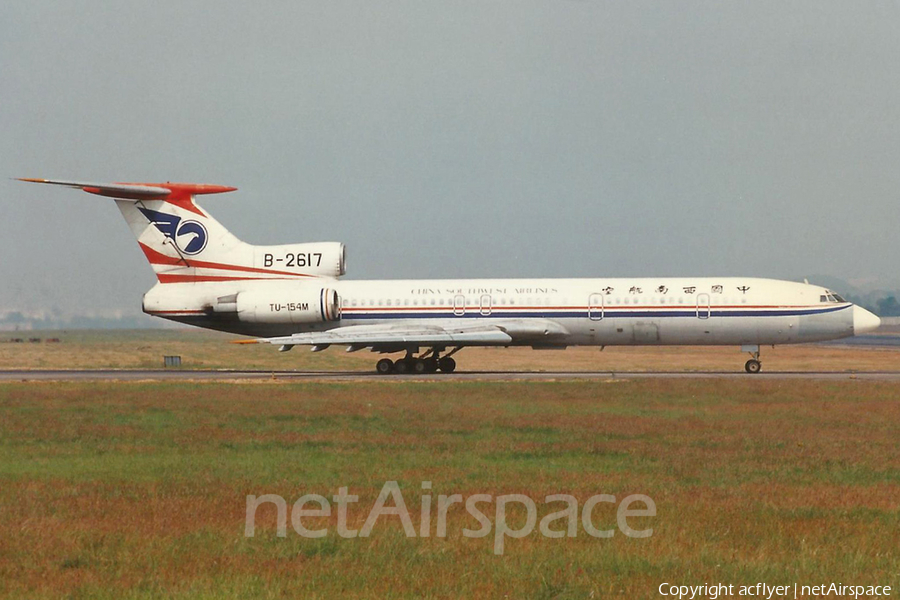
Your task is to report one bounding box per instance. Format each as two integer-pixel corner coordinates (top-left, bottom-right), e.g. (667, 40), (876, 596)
(18, 179), (346, 282)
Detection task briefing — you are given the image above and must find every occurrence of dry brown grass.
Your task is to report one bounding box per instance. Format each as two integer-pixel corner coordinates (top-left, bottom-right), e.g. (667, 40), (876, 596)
(0, 328), (898, 373)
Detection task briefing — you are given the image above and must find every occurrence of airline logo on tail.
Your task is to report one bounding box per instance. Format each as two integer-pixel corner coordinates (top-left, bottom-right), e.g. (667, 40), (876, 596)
(138, 207), (208, 255)
(18, 178), (346, 281)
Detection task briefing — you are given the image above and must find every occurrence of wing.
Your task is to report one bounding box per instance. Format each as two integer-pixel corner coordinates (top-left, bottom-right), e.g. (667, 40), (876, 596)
(235, 319), (569, 352)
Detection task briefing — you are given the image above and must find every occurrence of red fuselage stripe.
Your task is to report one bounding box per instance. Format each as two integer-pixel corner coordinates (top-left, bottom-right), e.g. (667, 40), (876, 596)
(157, 274), (268, 283)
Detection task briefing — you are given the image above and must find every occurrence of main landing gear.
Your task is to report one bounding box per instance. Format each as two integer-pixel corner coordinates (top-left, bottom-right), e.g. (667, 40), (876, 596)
(743, 345), (762, 374)
(375, 348), (459, 375)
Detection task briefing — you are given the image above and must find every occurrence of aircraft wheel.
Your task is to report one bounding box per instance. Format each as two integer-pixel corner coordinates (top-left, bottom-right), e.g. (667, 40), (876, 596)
(439, 357), (456, 373)
(376, 358), (394, 375)
(413, 359), (427, 374)
(394, 359), (411, 375)
(424, 358), (439, 373)
(745, 359), (761, 374)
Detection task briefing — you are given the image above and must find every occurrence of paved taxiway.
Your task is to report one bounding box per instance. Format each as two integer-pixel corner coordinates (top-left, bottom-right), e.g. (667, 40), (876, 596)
(2, 369), (900, 382)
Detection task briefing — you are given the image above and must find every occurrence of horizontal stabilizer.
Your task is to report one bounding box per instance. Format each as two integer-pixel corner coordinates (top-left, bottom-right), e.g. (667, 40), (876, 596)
(17, 178), (236, 201)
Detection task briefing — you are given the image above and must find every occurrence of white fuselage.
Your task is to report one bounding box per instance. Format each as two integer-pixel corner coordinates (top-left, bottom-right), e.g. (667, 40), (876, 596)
(143, 276), (870, 346)
(20, 178), (881, 368)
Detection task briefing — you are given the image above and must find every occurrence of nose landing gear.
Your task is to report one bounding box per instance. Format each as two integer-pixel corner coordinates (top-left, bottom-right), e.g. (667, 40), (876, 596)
(743, 345), (762, 374)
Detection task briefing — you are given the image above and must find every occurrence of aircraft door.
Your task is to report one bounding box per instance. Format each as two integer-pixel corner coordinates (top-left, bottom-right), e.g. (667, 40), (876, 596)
(697, 293), (711, 319)
(588, 293), (604, 321)
(453, 294), (466, 316)
(479, 294), (492, 316)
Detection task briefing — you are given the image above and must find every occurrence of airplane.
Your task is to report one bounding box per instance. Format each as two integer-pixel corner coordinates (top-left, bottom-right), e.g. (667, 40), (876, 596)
(19, 178), (882, 374)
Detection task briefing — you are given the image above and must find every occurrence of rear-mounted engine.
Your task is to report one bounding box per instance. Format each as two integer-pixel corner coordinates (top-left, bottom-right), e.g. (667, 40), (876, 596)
(254, 242), (346, 278)
(221, 288), (341, 324)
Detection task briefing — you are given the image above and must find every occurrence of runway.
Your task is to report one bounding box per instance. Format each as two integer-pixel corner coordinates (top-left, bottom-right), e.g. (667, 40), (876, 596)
(2, 369), (900, 382)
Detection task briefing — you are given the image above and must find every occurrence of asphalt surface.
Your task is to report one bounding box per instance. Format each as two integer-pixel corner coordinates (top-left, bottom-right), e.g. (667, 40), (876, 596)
(2, 369), (900, 382)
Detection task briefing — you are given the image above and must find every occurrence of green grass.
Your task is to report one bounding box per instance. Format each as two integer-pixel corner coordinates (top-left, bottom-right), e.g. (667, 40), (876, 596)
(0, 380), (898, 598)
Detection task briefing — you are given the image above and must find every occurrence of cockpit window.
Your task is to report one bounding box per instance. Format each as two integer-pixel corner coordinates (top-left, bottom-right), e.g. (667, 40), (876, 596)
(821, 291), (846, 303)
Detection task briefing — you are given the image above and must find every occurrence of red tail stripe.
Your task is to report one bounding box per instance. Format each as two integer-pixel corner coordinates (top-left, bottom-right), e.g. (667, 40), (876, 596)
(158, 196), (207, 217)
(139, 243), (315, 279)
(139, 243), (183, 266)
(121, 182), (237, 217)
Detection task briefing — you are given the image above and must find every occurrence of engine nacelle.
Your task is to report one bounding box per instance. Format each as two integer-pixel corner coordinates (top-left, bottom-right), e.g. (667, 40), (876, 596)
(253, 242), (346, 278)
(234, 288), (341, 324)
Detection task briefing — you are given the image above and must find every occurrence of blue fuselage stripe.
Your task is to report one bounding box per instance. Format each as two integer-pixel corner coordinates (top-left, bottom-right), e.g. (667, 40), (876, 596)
(341, 305), (850, 321)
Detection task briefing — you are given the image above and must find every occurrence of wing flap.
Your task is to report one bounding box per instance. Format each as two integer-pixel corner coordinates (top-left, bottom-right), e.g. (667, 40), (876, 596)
(237, 322), (514, 348)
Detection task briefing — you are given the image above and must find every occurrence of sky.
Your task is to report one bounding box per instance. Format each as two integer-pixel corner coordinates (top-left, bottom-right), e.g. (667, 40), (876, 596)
(2, 0), (900, 316)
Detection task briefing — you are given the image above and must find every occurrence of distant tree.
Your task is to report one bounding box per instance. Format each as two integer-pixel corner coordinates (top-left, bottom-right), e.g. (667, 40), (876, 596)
(876, 296), (900, 317)
(846, 294), (868, 309)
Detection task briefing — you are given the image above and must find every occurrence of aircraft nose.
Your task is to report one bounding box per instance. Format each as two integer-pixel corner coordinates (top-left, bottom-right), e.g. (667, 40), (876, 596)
(852, 305), (881, 335)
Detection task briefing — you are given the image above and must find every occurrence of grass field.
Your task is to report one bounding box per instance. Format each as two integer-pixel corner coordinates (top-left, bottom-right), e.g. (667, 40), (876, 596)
(1, 328), (899, 373)
(1, 379), (898, 598)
